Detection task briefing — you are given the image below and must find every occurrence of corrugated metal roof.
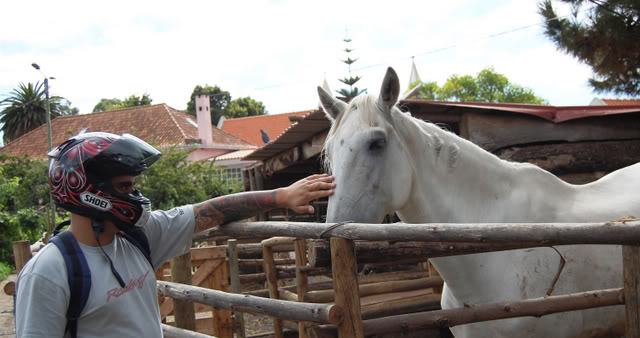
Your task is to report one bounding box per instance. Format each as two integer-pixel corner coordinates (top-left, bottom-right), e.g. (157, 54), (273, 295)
(243, 109), (329, 161)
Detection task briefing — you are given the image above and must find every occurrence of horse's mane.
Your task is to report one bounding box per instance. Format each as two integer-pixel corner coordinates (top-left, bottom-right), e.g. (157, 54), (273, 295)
(322, 95), (538, 174)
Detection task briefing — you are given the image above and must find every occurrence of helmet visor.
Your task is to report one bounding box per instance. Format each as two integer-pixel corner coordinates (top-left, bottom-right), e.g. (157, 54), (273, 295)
(90, 134), (162, 177)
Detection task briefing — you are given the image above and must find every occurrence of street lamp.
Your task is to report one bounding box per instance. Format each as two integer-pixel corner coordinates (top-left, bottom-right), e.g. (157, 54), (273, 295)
(31, 63), (56, 240)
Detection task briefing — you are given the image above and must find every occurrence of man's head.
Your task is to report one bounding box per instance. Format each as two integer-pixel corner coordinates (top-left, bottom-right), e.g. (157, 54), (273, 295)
(48, 132), (162, 232)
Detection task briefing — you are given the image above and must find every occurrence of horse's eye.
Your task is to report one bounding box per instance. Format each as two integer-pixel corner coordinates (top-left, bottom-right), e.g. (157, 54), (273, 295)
(369, 138), (386, 151)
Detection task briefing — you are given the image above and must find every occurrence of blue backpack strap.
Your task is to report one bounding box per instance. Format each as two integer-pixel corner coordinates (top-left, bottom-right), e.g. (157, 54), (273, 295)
(118, 230), (153, 269)
(50, 231), (91, 338)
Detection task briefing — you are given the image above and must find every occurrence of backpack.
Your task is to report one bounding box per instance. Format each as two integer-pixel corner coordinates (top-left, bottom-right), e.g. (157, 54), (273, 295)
(49, 229), (153, 338)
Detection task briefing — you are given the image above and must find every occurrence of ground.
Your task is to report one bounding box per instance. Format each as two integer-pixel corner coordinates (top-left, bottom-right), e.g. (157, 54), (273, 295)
(0, 275), (16, 338)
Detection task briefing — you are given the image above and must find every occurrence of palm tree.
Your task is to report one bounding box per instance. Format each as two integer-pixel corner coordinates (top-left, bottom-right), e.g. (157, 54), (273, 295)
(0, 82), (64, 144)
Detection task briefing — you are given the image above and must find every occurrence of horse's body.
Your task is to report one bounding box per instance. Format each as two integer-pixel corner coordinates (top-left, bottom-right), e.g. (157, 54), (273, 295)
(318, 67), (640, 338)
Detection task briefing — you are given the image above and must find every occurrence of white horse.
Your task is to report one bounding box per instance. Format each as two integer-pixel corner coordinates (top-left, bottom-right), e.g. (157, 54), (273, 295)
(318, 67), (640, 338)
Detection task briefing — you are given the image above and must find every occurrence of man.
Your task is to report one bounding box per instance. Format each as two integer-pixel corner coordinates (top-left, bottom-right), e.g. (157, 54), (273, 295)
(15, 132), (335, 337)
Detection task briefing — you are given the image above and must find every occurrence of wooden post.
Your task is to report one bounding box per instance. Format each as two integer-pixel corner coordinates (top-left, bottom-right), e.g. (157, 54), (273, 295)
(12, 240), (32, 273)
(263, 244), (284, 338)
(330, 237), (363, 338)
(624, 245), (640, 338)
(228, 239), (246, 338)
(209, 255), (232, 337)
(295, 239), (310, 338)
(171, 252), (196, 331)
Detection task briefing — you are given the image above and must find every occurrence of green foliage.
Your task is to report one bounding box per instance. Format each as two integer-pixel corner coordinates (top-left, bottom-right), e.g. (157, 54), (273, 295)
(226, 97), (267, 119)
(539, 0), (640, 96)
(186, 86), (267, 125)
(337, 37), (366, 102)
(0, 81), (69, 144)
(0, 262), (12, 281)
(136, 148), (242, 211)
(92, 93), (153, 113)
(0, 158), (49, 266)
(411, 67), (547, 104)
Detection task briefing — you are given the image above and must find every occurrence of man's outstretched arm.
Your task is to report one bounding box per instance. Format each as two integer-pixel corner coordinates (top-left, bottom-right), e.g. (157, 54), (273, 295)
(193, 174), (335, 233)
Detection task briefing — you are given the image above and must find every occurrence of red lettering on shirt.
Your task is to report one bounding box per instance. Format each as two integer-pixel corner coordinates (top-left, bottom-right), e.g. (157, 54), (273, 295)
(106, 270), (150, 303)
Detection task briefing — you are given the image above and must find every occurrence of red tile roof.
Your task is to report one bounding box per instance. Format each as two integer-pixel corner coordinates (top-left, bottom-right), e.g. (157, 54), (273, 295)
(221, 111), (313, 146)
(602, 99), (640, 106)
(0, 104), (254, 159)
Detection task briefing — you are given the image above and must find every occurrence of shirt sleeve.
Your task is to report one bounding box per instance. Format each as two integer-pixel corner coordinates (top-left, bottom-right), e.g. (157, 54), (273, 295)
(143, 205), (195, 268)
(15, 262), (68, 337)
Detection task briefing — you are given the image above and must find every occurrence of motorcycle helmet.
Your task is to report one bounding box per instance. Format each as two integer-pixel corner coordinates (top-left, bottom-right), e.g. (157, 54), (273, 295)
(48, 132), (162, 232)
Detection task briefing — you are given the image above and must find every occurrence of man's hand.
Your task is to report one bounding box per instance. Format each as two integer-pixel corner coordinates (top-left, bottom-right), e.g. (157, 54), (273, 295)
(276, 174), (336, 214)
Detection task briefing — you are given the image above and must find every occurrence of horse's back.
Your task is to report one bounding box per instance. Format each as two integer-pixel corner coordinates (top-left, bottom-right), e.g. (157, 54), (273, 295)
(571, 162), (640, 221)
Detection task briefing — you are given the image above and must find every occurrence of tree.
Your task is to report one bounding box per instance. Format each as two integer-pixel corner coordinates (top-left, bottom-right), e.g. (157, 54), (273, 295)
(0, 82), (67, 144)
(92, 93), (152, 113)
(410, 67), (547, 104)
(226, 97), (267, 119)
(0, 154), (49, 265)
(93, 98), (123, 112)
(135, 148), (241, 210)
(336, 37), (367, 102)
(539, 0), (640, 96)
(186, 85), (231, 126)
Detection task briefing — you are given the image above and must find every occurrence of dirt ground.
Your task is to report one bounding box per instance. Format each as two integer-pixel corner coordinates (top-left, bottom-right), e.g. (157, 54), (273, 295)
(0, 275), (16, 338)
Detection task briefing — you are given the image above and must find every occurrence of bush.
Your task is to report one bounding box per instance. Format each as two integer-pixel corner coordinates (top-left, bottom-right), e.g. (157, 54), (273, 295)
(0, 261), (12, 282)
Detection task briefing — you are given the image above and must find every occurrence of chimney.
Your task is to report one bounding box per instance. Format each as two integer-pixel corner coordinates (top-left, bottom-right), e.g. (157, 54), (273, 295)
(195, 94), (213, 145)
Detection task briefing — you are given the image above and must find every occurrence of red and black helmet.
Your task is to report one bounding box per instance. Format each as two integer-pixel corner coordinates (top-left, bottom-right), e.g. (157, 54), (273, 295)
(48, 132), (162, 231)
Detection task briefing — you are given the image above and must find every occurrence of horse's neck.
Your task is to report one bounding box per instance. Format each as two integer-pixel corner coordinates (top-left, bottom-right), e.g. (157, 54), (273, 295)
(394, 113), (573, 224)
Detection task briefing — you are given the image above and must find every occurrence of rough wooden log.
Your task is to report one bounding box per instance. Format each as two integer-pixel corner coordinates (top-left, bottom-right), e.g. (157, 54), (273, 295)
(157, 281), (343, 325)
(262, 236), (295, 247)
(227, 239), (246, 338)
(305, 277), (443, 303)
(361, 293), (441, 320)
(3, 281), (15, 296)
(310, 288), (623, 337)
(495, 139), (640, 176)
(239, 268), (330, 285)
(12, 240), (32, 274)
(311, 287), (624, 337)
(244, 269), (431, 298)
(295, 238), (311, 338)
(624, 245), (640, 338)
(161, 324), (215, 338)
(331, 237), (364, 337)
(194, 220), (640, 245)
(238, 258), (295, 268)
(263, 244), (284, 338)
(309, 240), (542, 267)
(171, 252), (196, 331)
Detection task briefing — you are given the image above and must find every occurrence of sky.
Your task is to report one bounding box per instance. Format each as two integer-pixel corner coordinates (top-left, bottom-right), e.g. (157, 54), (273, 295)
(0, 1), (628, 133)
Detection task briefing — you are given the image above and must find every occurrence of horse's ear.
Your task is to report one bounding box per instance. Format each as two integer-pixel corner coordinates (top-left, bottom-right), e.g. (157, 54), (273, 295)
(317, 86), (346, 122)
(378, 67), (400, 111)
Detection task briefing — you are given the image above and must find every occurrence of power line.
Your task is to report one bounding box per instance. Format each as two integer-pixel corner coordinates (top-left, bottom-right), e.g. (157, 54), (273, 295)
(252, 4), (597, 92)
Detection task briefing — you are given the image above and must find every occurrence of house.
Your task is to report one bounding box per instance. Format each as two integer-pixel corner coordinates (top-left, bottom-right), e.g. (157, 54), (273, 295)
(0, 100), (256, 184)
(219, 110), (313, 147)
(590, 98), (640, 106)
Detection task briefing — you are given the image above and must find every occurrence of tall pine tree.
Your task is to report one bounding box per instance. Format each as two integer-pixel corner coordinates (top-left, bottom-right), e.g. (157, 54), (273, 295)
(336, 36), (366, 102)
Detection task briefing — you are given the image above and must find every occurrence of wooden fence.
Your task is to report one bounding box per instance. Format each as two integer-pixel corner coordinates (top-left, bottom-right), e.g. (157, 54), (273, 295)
(186, 219), (640, 337)
(11, 219), (640, 338)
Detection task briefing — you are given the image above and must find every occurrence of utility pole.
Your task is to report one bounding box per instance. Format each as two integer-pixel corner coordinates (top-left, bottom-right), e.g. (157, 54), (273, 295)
(31, 63), (56, 241)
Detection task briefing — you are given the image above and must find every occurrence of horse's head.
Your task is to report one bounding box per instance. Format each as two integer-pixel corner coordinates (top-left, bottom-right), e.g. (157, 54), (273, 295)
(319, 67), (413, 224)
